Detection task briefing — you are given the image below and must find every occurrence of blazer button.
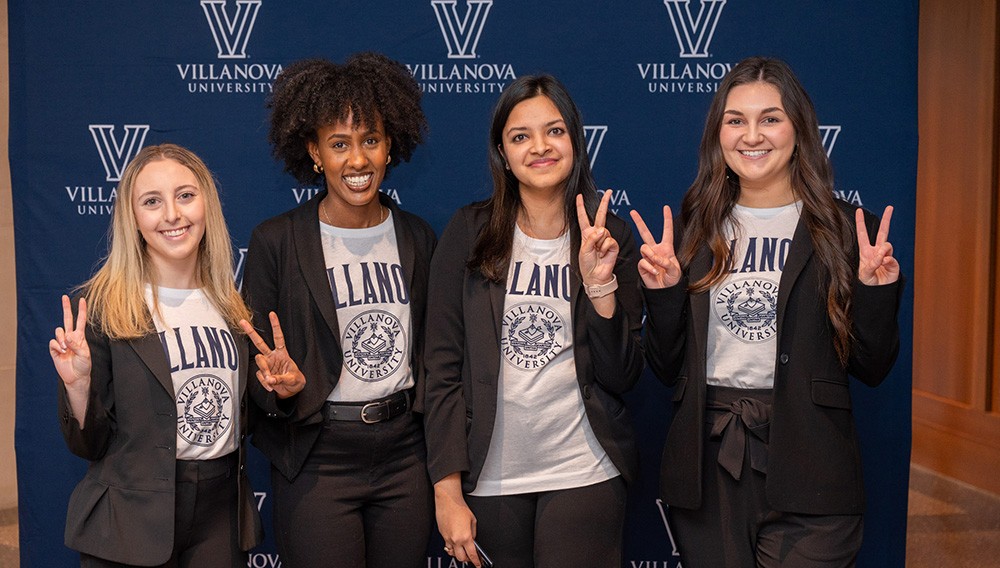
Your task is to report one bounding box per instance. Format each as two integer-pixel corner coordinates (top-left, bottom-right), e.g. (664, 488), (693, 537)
(779, 353), (789, 364)
(582, 384), (592, 399)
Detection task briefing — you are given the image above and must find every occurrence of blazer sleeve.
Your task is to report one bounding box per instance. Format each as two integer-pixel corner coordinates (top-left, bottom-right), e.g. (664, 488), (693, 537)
(582, 218), (645, 394)
(242, 223), (296, 418)
(423, 209), (474, 484)
(58, 316), (115, 461)
(847, 207), (905, 387)
(640, 214), (689, 387)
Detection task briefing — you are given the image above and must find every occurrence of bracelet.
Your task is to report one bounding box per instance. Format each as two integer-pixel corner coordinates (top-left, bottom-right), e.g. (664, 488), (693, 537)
(584, 274), (618, 299)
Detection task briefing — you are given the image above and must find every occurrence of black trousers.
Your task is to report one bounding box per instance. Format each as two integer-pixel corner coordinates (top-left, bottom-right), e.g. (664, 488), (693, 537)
(270, 411), (433, 568)
(81, 452), (243, 568)
(466, 476), (627, 568)
(668, 386), (863, 568)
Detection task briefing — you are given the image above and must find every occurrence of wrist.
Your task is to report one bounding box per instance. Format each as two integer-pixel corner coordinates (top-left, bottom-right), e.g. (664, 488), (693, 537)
(584, 274), (618, 299)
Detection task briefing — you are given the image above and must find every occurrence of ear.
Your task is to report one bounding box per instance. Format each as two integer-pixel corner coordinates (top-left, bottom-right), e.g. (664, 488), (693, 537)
(306, 139), (321, 165)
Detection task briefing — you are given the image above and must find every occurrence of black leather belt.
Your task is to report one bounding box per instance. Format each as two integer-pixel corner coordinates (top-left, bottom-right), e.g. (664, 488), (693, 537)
(323, 388), (413, 424)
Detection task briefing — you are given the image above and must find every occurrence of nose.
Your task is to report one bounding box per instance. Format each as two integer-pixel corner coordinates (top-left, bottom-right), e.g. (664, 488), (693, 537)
(744, 123), (764, 145)
(530, 133), (549, 155)
(163, 199), (180, 223)
(348, 146), (367, 169)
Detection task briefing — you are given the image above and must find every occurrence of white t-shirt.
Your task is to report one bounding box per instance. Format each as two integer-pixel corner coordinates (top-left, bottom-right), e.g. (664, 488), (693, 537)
(321, 211), (415, 402)
(706, 202), (801, 389)
(146, 286), (239, 460)
(471, 225), (619, 496)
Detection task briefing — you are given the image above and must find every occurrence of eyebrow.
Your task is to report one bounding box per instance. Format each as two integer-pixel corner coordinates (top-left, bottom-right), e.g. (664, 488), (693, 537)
(506, 119), (566, 135)
(724, 107), (785, 116)
(324, 129), (381, 141)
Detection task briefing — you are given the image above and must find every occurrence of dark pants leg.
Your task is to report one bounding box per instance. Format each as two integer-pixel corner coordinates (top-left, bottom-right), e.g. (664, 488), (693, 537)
(270, 412), (432, 568)
(467, 477), (627, 568)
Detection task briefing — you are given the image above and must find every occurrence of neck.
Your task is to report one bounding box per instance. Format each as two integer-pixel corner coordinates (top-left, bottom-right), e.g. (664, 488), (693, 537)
(517, 189), (566, 239)
(736, 178), (795, 208)
(151, 260), (200, 290)
(322, 196), (385, 229)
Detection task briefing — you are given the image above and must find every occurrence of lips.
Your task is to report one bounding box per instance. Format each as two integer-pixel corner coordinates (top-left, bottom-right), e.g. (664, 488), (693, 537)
(739, 149), (771, 158)
(529, 158), (558, 167)
(343, 173), (374, 189)
(159, 226), (190, 238)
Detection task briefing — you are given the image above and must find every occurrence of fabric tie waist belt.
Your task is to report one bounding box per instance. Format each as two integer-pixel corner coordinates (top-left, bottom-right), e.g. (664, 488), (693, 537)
(323, 388), (413, 424)
(705, 385), (773, 481)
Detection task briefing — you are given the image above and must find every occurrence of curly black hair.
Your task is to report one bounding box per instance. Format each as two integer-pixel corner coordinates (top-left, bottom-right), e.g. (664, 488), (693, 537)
(267, 52), (427, 184)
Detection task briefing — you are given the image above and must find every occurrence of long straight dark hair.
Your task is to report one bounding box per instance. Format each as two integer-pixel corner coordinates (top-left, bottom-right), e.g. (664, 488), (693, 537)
(470, 74), (601, 282)
(679, 57), (855, 363)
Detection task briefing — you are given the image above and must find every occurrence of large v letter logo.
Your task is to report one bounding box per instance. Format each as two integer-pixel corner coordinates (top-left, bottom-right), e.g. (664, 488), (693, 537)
(201, 0), (262, 60)
(89, 125), (150, 182)
(663, 0), (727, 58)
(431, 0), (493, 59)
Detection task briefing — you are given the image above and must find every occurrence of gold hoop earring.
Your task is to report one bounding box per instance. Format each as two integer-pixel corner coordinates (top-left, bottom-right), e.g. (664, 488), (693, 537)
(313, 163), (323, 174)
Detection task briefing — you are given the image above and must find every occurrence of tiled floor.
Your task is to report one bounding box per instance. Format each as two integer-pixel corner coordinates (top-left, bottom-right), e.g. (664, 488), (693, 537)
(0, 464), (996, 567)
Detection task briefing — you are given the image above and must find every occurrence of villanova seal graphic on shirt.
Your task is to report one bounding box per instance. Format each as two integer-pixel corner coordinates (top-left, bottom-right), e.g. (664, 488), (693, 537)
(501, 303), (564, 369)
(176, 374), (233, 446)
(344, 310), (405, 382)
(714, 277), (779, 343)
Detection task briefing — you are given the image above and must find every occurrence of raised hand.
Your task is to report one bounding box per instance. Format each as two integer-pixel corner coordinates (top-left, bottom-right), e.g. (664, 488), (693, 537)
(856, 206), (899, 286)
(576, 190), (620, 287)
(630, 206), (682, 289)
(49, 295), (92, 388)
(239, 312), (305, 399)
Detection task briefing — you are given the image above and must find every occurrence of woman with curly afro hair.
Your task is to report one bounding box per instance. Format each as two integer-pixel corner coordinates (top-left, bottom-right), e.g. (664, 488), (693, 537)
(242, 52), (437, 568)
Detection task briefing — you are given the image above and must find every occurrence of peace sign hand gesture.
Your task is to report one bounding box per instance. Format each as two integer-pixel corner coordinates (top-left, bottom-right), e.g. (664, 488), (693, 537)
(239, 312), (305, 399)
(856, 206), (899, 286)
(49, 295), (92, 389)
(629, 206), (682, 289)
(576, 190), (620, 287)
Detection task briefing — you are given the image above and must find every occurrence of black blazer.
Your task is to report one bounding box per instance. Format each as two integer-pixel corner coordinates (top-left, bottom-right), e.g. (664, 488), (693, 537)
(643, 201), (903, 515)
(423, 203), (644, 492)
(58, 310), (262, 566)
(243, 192), (436, 481)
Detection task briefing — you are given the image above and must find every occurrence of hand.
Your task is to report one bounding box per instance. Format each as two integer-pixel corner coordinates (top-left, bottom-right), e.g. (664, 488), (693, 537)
(239, 312), (305, 399)
(630, 206), (682, 289)
(435, 473), (481, 567)
(49, 295), (92, 390)
(856, 206), (899, 286)
(576, 190), (620, 287)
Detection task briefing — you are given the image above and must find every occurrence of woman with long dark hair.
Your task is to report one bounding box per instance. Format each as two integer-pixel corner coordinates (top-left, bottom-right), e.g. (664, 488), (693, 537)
(424, 74), (643, 568)
(633, 56), (902, 567)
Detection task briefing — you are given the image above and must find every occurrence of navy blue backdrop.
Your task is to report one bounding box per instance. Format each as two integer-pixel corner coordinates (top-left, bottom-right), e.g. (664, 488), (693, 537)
(9, 1), (916, 566)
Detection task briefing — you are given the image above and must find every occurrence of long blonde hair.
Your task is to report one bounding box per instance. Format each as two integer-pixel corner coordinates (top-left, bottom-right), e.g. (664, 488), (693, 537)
(82, 143), (251, 339)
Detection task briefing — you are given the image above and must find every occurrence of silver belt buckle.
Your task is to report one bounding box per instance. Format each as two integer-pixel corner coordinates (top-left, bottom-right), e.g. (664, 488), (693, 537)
(361, 402), (383, 424)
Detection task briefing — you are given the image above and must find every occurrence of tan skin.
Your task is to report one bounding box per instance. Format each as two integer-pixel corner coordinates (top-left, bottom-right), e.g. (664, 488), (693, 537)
(436, 95), (623, 567)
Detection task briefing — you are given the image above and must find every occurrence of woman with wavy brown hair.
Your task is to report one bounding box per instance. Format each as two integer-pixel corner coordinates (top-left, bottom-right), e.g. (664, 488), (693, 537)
(633, 57), (902, 567)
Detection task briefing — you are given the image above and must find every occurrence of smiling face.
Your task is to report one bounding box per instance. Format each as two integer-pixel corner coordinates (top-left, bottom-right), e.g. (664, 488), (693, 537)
(308, 113), (390, 225)
(132, 158), (206, 288)
(720, 81), (798, 205)
(500, 95), (574, 197)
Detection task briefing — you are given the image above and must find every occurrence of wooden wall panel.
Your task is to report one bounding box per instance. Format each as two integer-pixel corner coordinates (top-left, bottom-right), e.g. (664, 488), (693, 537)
(912, 0), (1000, 495)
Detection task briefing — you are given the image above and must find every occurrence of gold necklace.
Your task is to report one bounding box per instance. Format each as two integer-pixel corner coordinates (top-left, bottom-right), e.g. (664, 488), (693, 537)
(319, 199), (386, 228)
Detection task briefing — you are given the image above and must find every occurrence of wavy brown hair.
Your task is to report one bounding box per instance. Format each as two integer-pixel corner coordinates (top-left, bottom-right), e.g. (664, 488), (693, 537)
(679, 56), (855, 363)
(470, 74), (601, 282)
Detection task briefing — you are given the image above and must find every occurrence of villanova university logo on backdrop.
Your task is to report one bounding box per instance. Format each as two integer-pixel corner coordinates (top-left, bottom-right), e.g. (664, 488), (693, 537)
(64, 124), (149, 216)
(585, 125), (634, 217)
(406, 0), (516, 94)
(819, 125), (864, 206)
(175, 0), (282, 94)
(637, 0), (734, 94)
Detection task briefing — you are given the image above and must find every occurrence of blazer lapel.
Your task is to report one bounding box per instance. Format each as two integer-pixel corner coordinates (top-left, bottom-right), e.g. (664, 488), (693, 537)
(776, 216), (814, 325)
(389, 196), (417, 308)
(689, 245), (713, 378)
(129, 333), (174, 397)
(292, 193), (342, 352)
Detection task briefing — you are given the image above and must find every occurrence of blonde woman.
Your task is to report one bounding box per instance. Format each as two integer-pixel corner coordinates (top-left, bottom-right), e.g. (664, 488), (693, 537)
(49, 143), (294, 567)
